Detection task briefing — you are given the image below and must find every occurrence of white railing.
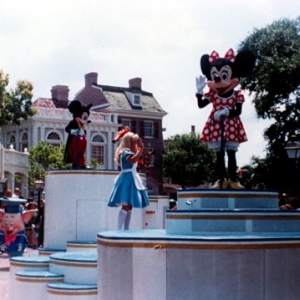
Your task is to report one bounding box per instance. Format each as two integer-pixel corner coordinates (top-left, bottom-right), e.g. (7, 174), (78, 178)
(34, 107), (111, 123)
(0, 145), (29, 178)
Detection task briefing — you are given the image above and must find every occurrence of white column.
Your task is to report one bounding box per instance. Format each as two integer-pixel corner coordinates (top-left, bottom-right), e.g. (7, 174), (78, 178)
(107, 131), (113, 169)
(86, 130), (91, 165)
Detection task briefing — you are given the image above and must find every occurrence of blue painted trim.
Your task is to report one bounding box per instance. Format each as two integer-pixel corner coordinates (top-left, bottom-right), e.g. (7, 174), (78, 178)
(97, 230), (300, 242)
(16, 270), (64, 278)
(10, 256), (50, 264)
(47, 282), (97, 290)
(166, 209), (300, 214)
(50, 252), (97, 263)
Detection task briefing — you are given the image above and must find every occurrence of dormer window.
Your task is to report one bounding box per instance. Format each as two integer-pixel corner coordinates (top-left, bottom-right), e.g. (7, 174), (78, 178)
(133, 94), (141, 106)
(125, 91), (142, 108)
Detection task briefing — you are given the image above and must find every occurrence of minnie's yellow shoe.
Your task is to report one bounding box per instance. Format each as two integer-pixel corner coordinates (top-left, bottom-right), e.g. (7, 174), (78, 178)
(227, 179), (245, 189)
(212, 179), (228, 189)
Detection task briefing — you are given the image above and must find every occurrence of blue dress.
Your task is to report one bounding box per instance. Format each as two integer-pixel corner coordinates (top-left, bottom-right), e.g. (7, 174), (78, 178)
(108, 150), (149, 208)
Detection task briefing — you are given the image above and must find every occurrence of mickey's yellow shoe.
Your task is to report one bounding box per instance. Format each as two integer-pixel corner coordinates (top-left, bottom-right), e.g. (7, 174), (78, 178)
(212, 179), (228, 189)
(227, 179), (245, 189)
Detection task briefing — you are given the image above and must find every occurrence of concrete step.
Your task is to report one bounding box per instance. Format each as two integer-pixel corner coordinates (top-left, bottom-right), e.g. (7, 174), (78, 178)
(10, 254), (50, 272)
(9, 255), (51, 300)
(66, 240), (97, 252)
(177, 189), (279, 210)
(166, 210), (300, 235)
(49, 251), (98, 285)
(38, 247), (66, 256)
(14, 270), (64, 300)
(47, 282), (97, 299)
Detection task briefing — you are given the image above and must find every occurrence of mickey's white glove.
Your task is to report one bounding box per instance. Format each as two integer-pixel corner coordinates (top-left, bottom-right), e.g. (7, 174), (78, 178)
(70, 129), (85, 136)
(196, 75), (207, 94)
(71, 129), (79, 136)
(214, 107), (229, 121)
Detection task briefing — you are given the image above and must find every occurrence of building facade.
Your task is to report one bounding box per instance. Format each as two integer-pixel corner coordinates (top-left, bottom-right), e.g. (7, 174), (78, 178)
(0, 73), (167, 195)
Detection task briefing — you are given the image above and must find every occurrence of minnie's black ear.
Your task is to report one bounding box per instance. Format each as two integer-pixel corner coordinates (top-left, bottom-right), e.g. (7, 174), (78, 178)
(234, 50), (256, 78)
(200, 54), (212, 80)
(68, 100), (82, 114)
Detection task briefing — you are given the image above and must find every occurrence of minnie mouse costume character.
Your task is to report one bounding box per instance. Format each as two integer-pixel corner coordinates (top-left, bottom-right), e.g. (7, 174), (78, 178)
(64, 100), (92, 168)
(196, 48), (255, 189)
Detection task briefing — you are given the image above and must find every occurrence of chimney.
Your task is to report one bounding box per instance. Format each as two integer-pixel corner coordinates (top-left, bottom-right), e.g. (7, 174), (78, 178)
(85, 72), (98, 87)
(51, 85), (69, 101)
(191, 125), (195, 133)
(129, 77), (142, 90)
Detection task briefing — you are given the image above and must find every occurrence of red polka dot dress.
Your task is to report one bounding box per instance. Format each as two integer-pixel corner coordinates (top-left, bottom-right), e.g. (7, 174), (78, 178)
(200, 89), (247, 151)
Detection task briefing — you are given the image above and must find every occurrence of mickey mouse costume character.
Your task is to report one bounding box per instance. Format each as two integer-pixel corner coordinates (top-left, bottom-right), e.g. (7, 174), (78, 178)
(196, 48), (255, 189)
(64, 100), (92, 168)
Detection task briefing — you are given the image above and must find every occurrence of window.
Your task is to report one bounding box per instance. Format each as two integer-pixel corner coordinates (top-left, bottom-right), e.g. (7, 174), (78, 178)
(91, 135), (105, 166)
(48, 132), (60, 140)
(141, 121), (158, 139)
(47, 132), (61, 148)
(144, 121), (154, 138)
(119, 119), (136, 133)
(133, 95), (141, 106)
(125, 91), (142, 108)
(93, 135), (104, 143)
(21, 132), (28, 151)
(9, 135), (16, 149)
(122, 119), (131, 128)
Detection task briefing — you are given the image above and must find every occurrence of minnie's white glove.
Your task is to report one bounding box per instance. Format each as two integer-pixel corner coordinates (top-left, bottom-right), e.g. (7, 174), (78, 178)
(196, 75), (207, 94)
(214, 107), (229, 121)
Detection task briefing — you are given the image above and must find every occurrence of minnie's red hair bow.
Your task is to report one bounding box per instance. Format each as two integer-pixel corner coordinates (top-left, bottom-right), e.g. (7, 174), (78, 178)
(209, 48), (235, 64)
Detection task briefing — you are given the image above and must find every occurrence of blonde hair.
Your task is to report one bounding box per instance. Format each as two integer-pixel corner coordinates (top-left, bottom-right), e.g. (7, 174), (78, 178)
(115, 132), (139, 164)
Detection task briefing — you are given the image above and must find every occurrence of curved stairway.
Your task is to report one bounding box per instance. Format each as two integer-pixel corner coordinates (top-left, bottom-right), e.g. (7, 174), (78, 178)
(10, 240), (97, 300)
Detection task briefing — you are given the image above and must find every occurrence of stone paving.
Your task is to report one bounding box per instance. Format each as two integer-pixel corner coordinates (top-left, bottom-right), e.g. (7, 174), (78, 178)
(0, 248), (38, 300)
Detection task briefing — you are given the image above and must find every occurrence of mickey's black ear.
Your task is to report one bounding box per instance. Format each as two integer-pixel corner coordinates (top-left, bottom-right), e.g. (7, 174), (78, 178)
(200, 54), (212, 80)
(68, 100), (82, 114)
(234, 50), (256, 77)
(87, 104), (93, 110)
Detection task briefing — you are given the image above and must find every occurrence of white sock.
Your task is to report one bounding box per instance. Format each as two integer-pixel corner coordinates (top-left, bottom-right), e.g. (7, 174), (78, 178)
(124, 210), (132, 230)
(117, 209), (127, 230)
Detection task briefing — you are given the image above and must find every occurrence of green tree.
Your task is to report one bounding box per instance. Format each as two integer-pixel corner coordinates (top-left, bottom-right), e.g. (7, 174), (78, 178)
(28, 141), (71, 188)
(0, 70), (35, 126)
(163, 133), (215, 189)
(238, 17), (300, 193)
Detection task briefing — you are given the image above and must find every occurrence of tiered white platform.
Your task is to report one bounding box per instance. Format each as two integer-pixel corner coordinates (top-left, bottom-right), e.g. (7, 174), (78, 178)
(8, 170), (170, 300)
(9, 169), (300, 300)
(97, 189), (300, 300)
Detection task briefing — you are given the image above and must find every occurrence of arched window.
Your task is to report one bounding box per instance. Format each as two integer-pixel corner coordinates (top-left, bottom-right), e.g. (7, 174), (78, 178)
(91, 135), (105, 166)
(9, 135), (16, 149)
(46, 132), (61, 148)
(20, 132), (28, 151)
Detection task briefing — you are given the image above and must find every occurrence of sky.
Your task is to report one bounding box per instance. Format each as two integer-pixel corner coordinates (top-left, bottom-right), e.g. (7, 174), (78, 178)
(0, 0), (299, 167)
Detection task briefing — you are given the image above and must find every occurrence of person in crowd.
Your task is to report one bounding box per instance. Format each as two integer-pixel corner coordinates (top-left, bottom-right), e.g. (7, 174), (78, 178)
(24, 198), (38, 248)
(12, 188), (22, 198)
